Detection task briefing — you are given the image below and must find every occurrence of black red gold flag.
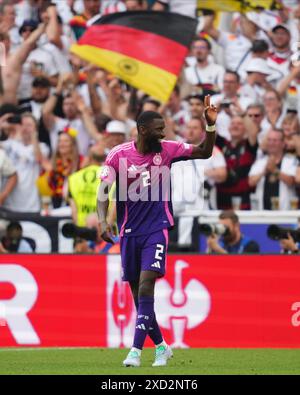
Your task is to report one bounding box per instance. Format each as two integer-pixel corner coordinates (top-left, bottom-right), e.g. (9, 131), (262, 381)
(71, 11), (197, 102)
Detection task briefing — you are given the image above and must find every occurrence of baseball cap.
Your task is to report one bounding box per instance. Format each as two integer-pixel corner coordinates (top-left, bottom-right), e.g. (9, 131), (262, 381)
(272, 23), (291, 35)
(19, 19), (38, 34)
(106, 120), (126, 134)
(246, 58), (272, 75)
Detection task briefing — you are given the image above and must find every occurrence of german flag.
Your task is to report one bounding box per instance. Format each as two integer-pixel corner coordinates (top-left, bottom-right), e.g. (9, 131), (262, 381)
(71, 11), (197, 103)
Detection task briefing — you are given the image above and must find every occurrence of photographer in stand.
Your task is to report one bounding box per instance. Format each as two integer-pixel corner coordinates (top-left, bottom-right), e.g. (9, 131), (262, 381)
(0, 221), (34, 253)
(280, 234), (299, 254)
(204, 210), (260, 254)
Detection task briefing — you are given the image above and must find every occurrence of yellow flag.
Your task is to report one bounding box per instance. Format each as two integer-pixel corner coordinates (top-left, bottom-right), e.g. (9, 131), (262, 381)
(198, 0), (282, 13)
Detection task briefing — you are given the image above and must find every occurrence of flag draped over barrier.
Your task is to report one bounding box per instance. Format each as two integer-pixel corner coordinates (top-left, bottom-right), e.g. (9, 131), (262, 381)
(71, 11), (197, 103)
(198, 0), (282, 13)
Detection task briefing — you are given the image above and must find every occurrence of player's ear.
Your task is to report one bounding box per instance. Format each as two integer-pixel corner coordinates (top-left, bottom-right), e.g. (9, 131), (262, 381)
(139, 125), (147, 135)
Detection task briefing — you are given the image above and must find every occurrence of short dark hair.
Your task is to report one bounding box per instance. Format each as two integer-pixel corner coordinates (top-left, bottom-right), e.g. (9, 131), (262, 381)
(251, 39), (269, 53)
(219, 210), (239, 224)
(136, 111), (163, 129)
(7, 222), (22, 233)
(193, 37), (212, 51)
(143, 98), (161, 109)
(225, 70), (240, 83)
(187, 94), (203, 103)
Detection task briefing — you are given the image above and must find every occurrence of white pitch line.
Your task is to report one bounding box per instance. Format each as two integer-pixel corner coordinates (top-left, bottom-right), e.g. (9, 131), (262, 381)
(0, 347), (100, 352)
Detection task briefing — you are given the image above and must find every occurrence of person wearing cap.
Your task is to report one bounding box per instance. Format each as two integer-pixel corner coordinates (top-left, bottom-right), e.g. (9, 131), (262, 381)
(239, 58), (273, 104)
(268, 24), (292, 83)
(16, 20), (59, 101)
(105, 120), (127, 151)
(18, 76), (51, 120)
(38, 4), (72, 74)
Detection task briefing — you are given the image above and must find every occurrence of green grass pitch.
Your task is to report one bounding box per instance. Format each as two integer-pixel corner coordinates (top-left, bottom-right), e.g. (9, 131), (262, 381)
(0, 348), (299, 375)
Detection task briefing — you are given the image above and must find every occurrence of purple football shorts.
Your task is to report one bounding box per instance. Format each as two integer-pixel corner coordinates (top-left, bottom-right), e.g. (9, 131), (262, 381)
(120, 229), (169, 281)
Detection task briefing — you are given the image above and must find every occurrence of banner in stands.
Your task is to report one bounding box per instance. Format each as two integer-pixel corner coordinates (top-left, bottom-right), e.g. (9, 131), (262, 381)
(0, 255), (299, 348)
(198, 0), (282, 13)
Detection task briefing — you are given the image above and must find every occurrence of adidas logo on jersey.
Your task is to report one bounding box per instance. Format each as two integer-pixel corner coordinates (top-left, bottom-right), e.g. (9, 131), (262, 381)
(136, 324), (146, 330)
(151, 261), (161, 269)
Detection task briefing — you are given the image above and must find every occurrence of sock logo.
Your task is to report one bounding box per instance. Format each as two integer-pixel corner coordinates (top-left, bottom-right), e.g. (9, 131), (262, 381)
(151, 261), (161, 269)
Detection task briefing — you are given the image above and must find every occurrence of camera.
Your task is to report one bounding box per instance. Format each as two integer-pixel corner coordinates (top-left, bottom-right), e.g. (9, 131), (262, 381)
(62, 223), (97, 241)
(220, 100), (232, 109)
(7, 114), (21, 125)
(199, 224), (230, 237)
(267, 225), (300, 242)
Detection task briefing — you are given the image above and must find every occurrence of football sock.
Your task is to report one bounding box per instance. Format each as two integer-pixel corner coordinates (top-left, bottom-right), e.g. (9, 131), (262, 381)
(133, 296), (155, 350)
(134, 298), (163, 346)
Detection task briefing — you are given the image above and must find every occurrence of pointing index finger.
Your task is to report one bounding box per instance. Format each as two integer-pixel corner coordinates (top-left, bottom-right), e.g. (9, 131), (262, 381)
(204, 95), (210, 108)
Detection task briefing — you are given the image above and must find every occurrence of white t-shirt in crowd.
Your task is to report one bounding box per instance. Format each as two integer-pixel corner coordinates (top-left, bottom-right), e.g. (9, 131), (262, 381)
(50, 117), (92, 156)
(154, 0), (197, 17)
(218, 31), (252, 72)
(249, 154), (297, 210)
(42, 35), (73, 74)
(171, 146), (226, 245)
(18, 47), (59, 100)
(184, 63), (225, 91)
(1, 139), (49, 213)
(0, 148), (16, 192)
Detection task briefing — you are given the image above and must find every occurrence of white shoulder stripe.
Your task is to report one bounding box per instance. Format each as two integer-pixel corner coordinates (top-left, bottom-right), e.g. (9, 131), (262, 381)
(106, 142), (132, 161)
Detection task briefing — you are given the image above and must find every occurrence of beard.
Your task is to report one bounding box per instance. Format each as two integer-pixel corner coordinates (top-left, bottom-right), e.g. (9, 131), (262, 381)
(146, 138), (162, 153)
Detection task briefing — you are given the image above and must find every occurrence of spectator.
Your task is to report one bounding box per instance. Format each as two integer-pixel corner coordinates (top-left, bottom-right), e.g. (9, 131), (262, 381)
(0, 221), (34, 253)
(161, 85), (189, 138)
(104, 120), (127, 151)
(1, 113), (49, 213)
(68, 145), (106, 226)
(239, 58), (273, 104)
(204, 13), (257, 72)
(124, 0), (147, 11)
(18, 76), (51, 121)
(206, 210), (260, 254)
(152, 0), (196, 18)
(261, 90), (286, 134)
(41, 130), (81, 208)
(246, 103), (266, 146)
(212, 70), (252, 113)
(216, 115), (259, 210)
(268, 23), (292, 84)
(42, 73), (94, 156)
(279, 232), (299, 254)
(2, 22), (48, 105)
(249, 129), (297, 210)
(0, 1), (20, 53)
(186, 94), (204, 121)
(282, 113), (300, 153)
(212, 70), (253, 140)
(171, 117), (227, 248)
(0, 146), (17, 206)
(238, 39), (270, 82)
(277, 63), (300, 113)
(17, 20), (59, 101)
(184, 37), (225, 96)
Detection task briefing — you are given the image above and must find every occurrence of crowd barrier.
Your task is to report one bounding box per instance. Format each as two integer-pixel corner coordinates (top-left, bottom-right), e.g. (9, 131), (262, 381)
(1, 209), (300, 253)
(0, 254), (299, 348)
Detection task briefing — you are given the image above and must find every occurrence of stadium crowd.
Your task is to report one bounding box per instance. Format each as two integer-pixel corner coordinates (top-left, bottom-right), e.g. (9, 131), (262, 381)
(0, 0), (300, 253)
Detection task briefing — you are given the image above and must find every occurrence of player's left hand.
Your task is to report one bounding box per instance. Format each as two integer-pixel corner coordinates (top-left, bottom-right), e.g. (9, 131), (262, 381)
(204, 95), (218, 126)
(99, 222), (115, 245)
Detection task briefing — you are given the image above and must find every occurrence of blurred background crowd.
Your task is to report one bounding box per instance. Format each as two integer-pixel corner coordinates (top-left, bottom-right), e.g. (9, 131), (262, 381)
(0, 0), (300, 254)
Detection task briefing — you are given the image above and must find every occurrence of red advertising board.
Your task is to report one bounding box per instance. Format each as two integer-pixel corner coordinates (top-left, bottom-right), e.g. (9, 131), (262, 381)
(0, 254), (299, 348)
